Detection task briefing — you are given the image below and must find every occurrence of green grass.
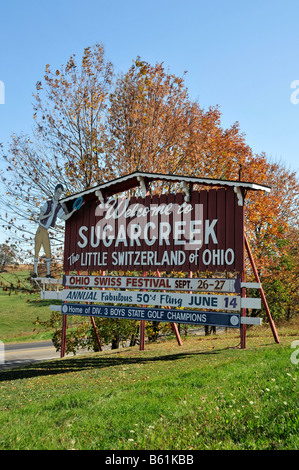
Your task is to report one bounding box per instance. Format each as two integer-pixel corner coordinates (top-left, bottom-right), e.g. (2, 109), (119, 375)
(0, 270), (56, 342)
(0, 270), (80, 343)
(0, 329), (298, 450)
(0, 269), (298, 450)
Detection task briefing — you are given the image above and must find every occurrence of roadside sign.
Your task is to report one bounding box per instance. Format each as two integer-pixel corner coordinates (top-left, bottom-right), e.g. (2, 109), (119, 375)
(63, 187), (244, 273)
(54, 172), (276, 355)
(61, 303), (241, 328)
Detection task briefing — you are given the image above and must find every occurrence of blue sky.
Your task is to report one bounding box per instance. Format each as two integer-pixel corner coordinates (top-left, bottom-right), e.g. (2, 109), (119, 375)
(0, 0), (298, 175)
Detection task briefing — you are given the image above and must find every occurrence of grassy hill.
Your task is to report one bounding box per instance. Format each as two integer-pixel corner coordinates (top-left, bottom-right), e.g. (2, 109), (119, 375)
(0, 269), (78, 342)
(0, 268), (298, 450)
(0, 320), (298, 450)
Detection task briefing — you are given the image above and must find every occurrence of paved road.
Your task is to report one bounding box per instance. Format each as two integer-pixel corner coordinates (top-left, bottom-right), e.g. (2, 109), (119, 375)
(0, 341), (77, 371)
(0, 328), (212, 371)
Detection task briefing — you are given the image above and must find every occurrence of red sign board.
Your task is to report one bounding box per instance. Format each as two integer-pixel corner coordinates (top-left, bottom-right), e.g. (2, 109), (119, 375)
(63, 187), (244, 273)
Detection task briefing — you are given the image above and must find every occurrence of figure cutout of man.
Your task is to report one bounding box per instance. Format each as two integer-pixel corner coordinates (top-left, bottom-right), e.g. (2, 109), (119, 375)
(33, 184), (77, 278)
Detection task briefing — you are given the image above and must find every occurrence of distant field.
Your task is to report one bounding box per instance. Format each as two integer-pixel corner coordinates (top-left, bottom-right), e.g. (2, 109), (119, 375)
(0, 269), (65, 342)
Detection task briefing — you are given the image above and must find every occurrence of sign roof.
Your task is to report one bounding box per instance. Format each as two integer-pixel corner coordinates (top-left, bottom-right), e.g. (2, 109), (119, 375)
(61, 171), (271, 203)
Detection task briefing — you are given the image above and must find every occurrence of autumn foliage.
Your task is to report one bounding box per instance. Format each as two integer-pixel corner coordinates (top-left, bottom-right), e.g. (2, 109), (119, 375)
(106, 59), (252, 180)
(0, 43), (298, 322)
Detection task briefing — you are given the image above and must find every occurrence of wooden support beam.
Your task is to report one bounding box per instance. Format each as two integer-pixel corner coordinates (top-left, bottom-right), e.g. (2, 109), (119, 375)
(245, 235), (280, 344)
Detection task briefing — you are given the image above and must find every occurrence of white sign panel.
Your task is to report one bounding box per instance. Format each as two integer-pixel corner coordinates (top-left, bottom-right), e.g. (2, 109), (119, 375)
(60, 289), (261, 311)
(63, 275), (241, 293)
(60, 303), (242, 328)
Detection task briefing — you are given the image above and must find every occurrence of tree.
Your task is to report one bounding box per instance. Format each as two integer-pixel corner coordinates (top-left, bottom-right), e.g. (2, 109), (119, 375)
(0, 44), (113, 258)
(241, 153), (299, 320)
(1, 44), (298, 351)
(106, 58), (252, 181)
(251, 225), (299, 322)
(243, 153), (299, 273)
(0, 243), (18, 271)
(33, 44), (113, 190)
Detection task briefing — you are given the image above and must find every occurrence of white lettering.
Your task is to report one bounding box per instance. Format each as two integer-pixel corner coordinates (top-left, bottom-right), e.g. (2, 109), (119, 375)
(188, 220), (202, 245)
(102, 224), (114, 247)
(115, 224), (128, 247)
(159, 222), (171, 245)
(78, 226), (88, 248)
(128, 223), (142, 246)
(202, 249), (212, 265)
(90, 226), (101, 248)
(204, 219), (218, 244)
(144, 221), (156, 246)
(174, 220), (186, 245)
(225, 248), (235, 265)
(202, 248), (235, 266)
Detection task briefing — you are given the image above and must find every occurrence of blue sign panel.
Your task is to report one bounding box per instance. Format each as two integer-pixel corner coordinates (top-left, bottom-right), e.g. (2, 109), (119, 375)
(61, 303), (240, 328)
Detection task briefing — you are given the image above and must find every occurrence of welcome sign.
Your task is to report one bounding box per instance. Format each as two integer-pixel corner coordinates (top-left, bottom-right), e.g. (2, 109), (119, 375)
(63, 187), (244, 272)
